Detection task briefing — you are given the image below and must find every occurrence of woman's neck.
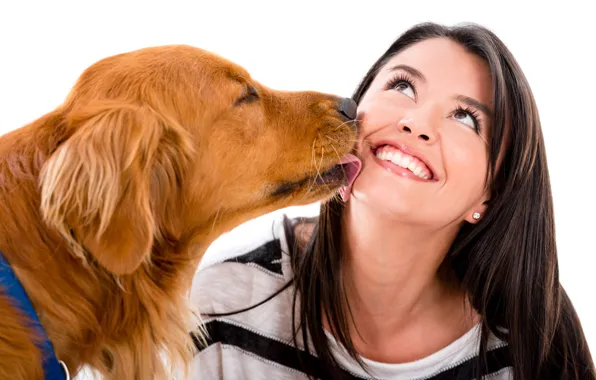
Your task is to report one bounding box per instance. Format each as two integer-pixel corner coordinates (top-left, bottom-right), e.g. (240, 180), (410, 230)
(337, 200), (478, 363)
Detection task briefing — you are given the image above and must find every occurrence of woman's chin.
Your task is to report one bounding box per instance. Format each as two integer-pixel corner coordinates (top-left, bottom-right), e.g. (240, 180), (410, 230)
(351, 188), (416, 217)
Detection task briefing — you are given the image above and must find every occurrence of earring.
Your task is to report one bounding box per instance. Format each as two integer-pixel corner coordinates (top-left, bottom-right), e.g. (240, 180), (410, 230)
(473, 212), (481, 220)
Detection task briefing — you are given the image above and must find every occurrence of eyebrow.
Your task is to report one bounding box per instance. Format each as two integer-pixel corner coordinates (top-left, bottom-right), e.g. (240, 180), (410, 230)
(389, 64), (426, 83)
(454, 95), (493, 117)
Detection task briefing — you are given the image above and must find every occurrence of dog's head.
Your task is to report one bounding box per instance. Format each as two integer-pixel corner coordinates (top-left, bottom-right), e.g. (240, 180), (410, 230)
(38, 45), (359, 275)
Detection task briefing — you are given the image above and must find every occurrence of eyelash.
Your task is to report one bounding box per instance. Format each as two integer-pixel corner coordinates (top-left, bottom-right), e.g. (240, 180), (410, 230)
(453, 105), (481, 132)
(385, 73), (482, 132)
(385, 73), (417, 95)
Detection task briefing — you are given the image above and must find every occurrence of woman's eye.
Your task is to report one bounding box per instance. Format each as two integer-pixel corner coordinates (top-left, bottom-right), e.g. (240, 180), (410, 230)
(453, 110), (478, 129)
(394, 81), (415, 99)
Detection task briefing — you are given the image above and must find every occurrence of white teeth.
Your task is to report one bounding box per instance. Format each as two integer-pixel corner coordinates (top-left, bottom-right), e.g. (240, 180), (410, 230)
(376, 148), (430, 179)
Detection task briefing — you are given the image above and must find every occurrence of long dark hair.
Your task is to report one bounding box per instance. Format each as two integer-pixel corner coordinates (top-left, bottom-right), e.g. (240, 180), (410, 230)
(291, 22), (596, 379)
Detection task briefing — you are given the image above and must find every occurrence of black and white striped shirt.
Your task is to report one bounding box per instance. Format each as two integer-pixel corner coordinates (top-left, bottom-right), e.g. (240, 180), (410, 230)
(189, 215), (513, 379)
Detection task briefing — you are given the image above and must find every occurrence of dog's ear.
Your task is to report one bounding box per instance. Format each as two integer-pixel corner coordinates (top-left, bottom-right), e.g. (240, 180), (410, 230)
(39, 101), (193, 275)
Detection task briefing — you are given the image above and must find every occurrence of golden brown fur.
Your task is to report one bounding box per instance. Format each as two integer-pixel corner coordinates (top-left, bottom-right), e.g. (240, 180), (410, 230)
(0, 45), (357, 379)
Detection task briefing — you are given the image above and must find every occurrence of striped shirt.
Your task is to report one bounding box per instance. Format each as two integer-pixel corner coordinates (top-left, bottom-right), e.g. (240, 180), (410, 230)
(189, 215), (513, 379)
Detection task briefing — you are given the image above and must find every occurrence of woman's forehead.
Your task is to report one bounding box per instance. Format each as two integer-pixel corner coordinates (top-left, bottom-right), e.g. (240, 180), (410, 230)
(375, 38), (493, 105)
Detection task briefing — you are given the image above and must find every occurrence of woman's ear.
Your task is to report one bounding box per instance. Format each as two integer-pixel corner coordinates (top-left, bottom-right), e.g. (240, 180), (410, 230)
(39, 101), (193, 275)
(465, 195), (490, 225)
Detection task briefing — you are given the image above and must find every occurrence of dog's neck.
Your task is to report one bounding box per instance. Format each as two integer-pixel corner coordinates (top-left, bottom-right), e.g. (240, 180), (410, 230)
(0, 251), (69, 379)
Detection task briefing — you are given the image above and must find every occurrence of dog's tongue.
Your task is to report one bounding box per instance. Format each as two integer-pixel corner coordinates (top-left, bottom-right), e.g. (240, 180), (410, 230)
(338, 153), (362, 202)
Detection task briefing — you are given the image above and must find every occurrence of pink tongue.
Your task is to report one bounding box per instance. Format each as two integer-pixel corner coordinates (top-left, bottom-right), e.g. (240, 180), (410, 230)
(338, 153), (362, 202)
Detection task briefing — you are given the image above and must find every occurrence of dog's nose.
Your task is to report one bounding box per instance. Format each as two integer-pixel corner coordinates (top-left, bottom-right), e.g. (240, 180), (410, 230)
(338, 98), (357, 120)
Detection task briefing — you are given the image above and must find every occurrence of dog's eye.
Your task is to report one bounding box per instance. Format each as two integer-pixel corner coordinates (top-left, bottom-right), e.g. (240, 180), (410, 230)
(235, 86), (259, 106)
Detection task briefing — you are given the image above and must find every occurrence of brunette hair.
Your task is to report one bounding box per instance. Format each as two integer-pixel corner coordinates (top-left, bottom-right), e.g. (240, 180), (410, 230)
(290, 22), (596, 380)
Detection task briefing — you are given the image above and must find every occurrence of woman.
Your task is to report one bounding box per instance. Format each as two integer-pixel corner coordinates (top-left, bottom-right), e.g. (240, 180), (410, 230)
(190, 22), (595, 379)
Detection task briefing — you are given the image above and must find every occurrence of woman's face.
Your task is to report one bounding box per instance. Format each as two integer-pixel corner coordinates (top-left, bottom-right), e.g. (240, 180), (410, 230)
(351, 37), (493, 227)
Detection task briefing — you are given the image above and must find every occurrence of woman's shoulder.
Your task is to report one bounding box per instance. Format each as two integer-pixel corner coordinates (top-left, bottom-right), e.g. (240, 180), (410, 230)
(191, 213), (313, 316)
(190, 214), (314, 380)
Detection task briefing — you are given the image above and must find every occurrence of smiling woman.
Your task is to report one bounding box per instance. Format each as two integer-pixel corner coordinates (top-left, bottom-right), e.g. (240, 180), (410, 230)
(191, 22), (596, 380)
(350, 37), (494, 227)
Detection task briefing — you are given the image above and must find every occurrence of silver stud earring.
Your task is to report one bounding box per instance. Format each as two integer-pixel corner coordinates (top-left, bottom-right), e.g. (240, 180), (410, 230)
(473, 212), (481, 220)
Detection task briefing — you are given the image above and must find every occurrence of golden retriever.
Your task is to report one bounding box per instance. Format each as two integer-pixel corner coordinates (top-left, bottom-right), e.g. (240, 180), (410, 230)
(0, 45), (360, 380)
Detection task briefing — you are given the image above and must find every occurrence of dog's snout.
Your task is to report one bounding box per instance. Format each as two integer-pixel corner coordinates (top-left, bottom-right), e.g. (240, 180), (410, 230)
(338, 98), (357, 120)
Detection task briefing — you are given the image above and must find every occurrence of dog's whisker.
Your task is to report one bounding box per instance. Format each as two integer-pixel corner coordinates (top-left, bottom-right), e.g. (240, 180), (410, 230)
(310, 139), (317, 179)
(325, 135), (340, 144)
(329, 143), (342, 167)
(304, 139), (318, 197)
(316, 140), (325, 178)
(326, 137), (342, 157)
(314, 146), (326, 191)
(304, 135), (328, 198)
(312, 145), (326, 193)
(334, 118), (361, 132)
(210, 208), (222, 234)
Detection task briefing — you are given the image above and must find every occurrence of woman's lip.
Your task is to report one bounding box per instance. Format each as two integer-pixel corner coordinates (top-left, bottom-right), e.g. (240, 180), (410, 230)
(370, 147), (438, 182)
(371, 140), (438, 180)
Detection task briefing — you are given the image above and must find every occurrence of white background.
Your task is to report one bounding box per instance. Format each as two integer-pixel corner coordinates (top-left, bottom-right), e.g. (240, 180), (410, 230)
(1, 0), (594, 374)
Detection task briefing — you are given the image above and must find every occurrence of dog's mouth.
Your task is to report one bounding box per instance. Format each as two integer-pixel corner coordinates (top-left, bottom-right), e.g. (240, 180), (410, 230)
(271, 154), (362, 197)
(314, 153), (361, 188)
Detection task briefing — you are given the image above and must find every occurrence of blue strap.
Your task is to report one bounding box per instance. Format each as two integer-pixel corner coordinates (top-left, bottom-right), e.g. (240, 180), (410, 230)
(0, 251), (67, 380)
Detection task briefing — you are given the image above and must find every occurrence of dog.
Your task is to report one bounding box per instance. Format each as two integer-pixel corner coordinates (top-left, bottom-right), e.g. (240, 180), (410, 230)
(0, 45), (361, 380)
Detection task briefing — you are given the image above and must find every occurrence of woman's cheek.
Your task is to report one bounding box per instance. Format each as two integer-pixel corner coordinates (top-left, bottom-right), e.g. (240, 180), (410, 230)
(359, 97), (404, 135)
(443, 136), (488, 178)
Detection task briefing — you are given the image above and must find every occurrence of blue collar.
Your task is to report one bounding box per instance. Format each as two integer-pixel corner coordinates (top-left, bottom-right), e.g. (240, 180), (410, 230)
(0, 251), (69, 380)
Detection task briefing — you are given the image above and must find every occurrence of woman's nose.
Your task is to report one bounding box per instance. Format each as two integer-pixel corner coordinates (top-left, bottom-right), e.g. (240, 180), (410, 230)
(397, 117), (437, 143)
